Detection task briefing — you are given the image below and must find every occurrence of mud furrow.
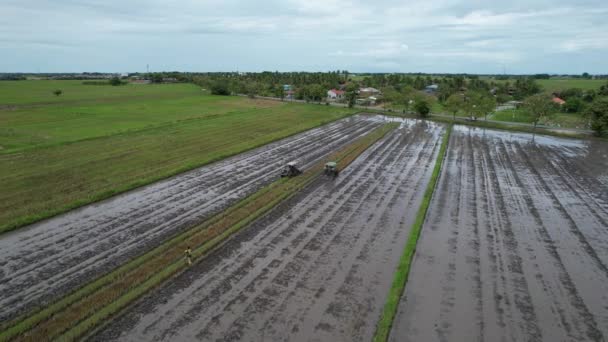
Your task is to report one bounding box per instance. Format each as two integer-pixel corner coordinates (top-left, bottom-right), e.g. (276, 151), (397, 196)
(0, 115), (384, 322)
(390, 126), (608, 342)
(90, 119), (445, 342)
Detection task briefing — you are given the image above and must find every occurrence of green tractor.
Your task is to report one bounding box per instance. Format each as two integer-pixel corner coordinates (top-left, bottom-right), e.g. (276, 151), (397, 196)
(324, 161), (339, 177)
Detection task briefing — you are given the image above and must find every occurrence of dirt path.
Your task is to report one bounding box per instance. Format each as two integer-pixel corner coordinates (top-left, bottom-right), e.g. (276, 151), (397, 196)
(390, 126), (608, 342)
(0, 115), (387, 322)
(90, 119), (445, 342)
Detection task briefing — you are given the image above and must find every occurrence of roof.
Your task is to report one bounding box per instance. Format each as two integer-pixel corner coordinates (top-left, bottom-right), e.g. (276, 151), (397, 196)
(287, 161), (297, 166)
(325, 162), (337, 167)
(359, 87), (380, 93)
(552, 97), (566, 105)
(425, 84), (439, 89)
(329, 89), (345, 95)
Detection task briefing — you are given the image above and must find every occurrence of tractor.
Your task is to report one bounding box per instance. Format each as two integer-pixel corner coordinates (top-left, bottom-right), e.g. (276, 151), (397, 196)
(324, 161), (339, 177)
(281, 162), (302, 177)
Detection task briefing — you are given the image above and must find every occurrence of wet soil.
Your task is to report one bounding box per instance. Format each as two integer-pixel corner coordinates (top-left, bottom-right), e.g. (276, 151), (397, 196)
(90, 119), (446, 341)
(390, 126), (608, 342)
(0, 115), (385, 322)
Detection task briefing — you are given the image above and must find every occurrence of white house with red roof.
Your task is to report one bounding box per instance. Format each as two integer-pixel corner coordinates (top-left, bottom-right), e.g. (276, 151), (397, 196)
(327, 89), (345, 100)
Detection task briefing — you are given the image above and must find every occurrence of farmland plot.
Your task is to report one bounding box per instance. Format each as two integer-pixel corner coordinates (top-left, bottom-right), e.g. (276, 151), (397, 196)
(390, 126), (608, 342)
(0, 115), (381, 322)
(91, 119), (446, 341)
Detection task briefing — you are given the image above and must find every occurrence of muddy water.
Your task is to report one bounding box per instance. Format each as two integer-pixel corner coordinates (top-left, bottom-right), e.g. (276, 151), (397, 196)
(91, 119), (446, 341)
(390, 126), (608, 342)
(0, 115), (387, 322)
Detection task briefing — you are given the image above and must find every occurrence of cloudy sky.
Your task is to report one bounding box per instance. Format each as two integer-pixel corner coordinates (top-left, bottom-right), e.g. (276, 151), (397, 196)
(1, 0), (607, 74)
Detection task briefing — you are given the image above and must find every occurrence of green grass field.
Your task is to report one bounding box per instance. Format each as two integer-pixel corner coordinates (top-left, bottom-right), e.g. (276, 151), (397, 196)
(0, 80), (356, 233)
(484, 77), (605, 92)
(490, 108), (588, 129)
(491, 109), (535, 123)
(536, 79), (605, 92)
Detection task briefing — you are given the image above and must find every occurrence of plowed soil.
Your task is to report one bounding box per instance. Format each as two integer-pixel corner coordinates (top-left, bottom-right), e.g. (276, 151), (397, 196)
(0, 115), (383, 322)
(91, 119), (446, 341)
(390, 126), (608, 342)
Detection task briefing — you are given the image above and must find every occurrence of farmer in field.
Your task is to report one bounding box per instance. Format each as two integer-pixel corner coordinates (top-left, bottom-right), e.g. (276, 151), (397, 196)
(185, 246), (192, 266)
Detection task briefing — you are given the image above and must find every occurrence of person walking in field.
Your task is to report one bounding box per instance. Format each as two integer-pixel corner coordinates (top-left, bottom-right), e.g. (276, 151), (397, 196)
(185, 246), (192, 266)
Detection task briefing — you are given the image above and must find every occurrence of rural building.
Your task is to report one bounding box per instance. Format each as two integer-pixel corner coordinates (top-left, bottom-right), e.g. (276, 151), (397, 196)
(552, 96), (566, 105)
(327, 89), (345, 100)
(283, 84), (292, 91)
(425, 84), (439, 94)
(355, 96), (377, 106)
(285, 90), (295, 100)
(359, 87), (380, 97)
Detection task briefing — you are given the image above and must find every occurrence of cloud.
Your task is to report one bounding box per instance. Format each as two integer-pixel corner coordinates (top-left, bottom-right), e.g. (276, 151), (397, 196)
(1, 0), (607, 73)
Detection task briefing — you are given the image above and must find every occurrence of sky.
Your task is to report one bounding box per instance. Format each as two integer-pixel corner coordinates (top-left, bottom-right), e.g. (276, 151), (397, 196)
(1, 0), (607, 74)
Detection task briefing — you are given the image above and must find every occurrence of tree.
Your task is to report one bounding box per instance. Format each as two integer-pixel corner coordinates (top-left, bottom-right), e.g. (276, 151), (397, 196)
(478, 95), (497, 121)
(562, 97), (584, 113)
(245, 81), (260, 98)
(210, 81), (230, 95)
(414, 99), (430, 118)
(599, 81), (608, 96)
(109, 76), (122, 86)
(465, 91), (496, 121)
(445, 94), (464, 121)
(309, 84), (326, 103)
(345, 84), (357, 108)
(150, 73), (164, 83)
(524, 93), (556, 133)
(585, 97), (608, 137)
(276, 85), (285, 101)
(53, 89), (62, 96)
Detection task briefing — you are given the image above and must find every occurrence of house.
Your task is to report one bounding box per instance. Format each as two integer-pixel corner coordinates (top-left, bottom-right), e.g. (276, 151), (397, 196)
(424, 84), (439, 94)
(359, 87), (380, 97)
(552, 96), (566, 105)
(327, 89), (345, 100)
(285, 90), (295, 100)
(283, 84), (292, 91)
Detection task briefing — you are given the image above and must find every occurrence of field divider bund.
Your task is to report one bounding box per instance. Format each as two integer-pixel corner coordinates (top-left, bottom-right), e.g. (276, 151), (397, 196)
(0, 123), (397, 342)
(373, 123), (453, 342)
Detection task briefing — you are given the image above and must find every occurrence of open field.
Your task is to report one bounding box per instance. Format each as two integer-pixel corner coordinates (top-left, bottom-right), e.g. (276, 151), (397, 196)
(490, 109), (588, 130)
(390, 126), (608, 341)
(91, 118), (446, 341)
(537, 78), (606, 92)
(0, 81), (356, 233)
(483, 78), (605, 92)
(0, 115), (382, 323)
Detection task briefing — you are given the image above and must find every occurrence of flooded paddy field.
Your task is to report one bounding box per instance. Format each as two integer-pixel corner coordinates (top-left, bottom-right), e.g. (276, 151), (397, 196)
(91, 120), (446, 341)
(390, 126), (608, 342)
(0, 115), (383, 322)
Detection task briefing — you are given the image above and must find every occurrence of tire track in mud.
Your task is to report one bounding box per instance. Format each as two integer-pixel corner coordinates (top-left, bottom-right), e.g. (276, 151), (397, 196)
(0, 115), (386, 322)
(389, 126), (608, 342)
(90, 119), (446, 342)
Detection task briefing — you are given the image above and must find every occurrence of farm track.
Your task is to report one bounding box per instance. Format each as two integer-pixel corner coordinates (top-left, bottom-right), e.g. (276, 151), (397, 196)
(390, 126), (608, 342)
(91, 120), (445, 341)
(0, 115), (384, 323)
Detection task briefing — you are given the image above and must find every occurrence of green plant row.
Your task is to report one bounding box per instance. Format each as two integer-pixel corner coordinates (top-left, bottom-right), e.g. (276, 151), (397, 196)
(1, 123), (396, 342)
(373, 124), (453, 342)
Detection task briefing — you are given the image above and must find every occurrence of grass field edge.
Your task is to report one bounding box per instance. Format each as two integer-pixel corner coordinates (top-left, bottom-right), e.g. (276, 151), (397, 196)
(0, 111), (355, 236)
(0, 122), (395, 342)
(60, 122), (397, 341)
(372, 123), (453, 342)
